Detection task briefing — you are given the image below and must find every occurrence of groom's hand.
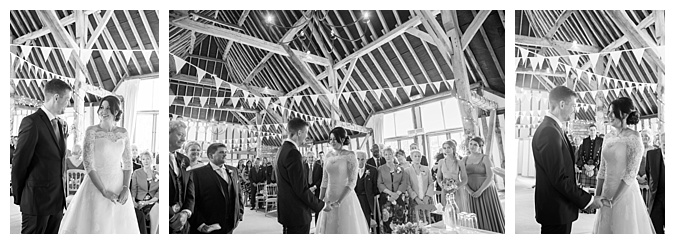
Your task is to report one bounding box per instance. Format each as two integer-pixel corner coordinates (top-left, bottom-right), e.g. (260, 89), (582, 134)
(587, 196), (604, 210)
(117, 188), (129, 204)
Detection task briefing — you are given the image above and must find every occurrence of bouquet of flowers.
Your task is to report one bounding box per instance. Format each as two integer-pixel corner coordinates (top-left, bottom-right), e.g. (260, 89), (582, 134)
(382, 195), (408, 224)
(392, 222), (430, 234)
(442, 178), (458, 194)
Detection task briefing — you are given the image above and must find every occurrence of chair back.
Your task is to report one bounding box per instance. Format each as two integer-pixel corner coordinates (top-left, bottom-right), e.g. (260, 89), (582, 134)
(266, 184), (278, 198)
(414, 203), (436, 224)
(257, 183), (267, 194)
(67, 169), (87, 195)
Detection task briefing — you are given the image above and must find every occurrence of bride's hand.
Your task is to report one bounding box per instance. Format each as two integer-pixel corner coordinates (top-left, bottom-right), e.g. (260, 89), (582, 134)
(117, 187), (129, 204)
(102, 190), (118, 203)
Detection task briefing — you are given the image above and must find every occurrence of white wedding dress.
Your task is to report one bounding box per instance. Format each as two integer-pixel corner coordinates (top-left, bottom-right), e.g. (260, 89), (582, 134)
(315, 151), (369, 234)
(592, 131), (655, 234)
(59, 127), (140, 234)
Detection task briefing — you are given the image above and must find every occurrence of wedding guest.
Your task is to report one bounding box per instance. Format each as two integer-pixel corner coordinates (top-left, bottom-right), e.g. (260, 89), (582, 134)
(576, 124), (603, 188)
(395, 149), (411, 169)
(377, 147), (410, 233)
(303, 152), (322, 224)
(184, 141), (206, 171)
(355, 150), (378, 230)
(131, 151), (159, 234)
(190, 143), (244, 234)
(638, 129), (655, 203)
(406, 143), (429, 166)
(437, 139), (470, 213)
(249, 158), (264, 210)
(406, 150), (435, 223)
(366, 144), (386, 168)
(169, 120), (194, 234)
(432, 150), (445, 203)
(132, 144), (142, 171)
(646, 132), (665, 234)
(10, 136), (17, 163)
(263, 157), (276, 184)
(464, 136), (505, 233)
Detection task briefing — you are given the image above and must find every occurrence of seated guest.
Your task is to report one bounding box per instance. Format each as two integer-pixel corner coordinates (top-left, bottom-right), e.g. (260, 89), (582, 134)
(66, 144), (84, 171)
(131, 151), (159, 234)
(406, 143), (429, 166)
(184, 141), (206, 171)
(638, 129), (655, 203)
(406, 150), (435, 223)
(377, 147), (410, 233)
(395, 149), (411, 169)
(132, 144), (142, 171)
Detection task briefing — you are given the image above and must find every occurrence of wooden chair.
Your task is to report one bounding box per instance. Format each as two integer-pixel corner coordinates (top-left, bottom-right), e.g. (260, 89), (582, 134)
(414, 203), (437, 224)
(67, 169), (86, 195)
(264, 184), (278, 216)
(255, 183), (267, 211)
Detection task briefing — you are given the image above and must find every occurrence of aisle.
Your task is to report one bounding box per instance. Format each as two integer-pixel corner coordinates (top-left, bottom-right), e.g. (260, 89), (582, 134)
(515, 176), (595, 234)
(9, 197), (21, 234)
(233, 207), (317, 234)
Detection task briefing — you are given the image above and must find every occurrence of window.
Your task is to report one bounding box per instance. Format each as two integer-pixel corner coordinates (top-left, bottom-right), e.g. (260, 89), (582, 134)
(426, 134), (447, 159)
(421, 101), (444, 132)
(442, 98), (463, 129)
(134, 112), (158, 153)
(383, 109), (414, 139)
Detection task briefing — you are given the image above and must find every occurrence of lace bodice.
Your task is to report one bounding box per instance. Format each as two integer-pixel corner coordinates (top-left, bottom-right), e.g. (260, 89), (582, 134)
(597, 130), (644, 193)
(320, 150), (358, 189)
(82, 126), (133, 173)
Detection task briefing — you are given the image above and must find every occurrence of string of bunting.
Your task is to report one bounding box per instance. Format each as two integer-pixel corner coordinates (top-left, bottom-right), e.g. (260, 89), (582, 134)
(172, 114), (286, 142)
(12, 44), (156, 69)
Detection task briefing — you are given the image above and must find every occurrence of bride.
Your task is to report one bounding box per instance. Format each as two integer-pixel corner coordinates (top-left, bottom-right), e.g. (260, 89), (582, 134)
(59, 95), (139, 234)
(592, 97), (655, 234)
(315, 127), (369, 234)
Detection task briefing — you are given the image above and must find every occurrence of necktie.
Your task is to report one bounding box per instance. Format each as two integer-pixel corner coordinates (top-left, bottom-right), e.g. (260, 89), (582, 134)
(308, 163), (313, 184)
(51, 118), (61, 142)
(170, 152), (180, 176)
(216, 167), (230, 185)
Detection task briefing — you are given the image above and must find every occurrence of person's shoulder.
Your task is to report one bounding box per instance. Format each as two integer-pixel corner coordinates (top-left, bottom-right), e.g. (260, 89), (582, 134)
(114, 127), (128, 134)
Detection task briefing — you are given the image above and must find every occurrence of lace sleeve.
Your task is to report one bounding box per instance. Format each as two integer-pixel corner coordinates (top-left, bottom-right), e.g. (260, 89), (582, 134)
(121, 130), (132, 171)
(597, 153), (606, 180)
(622, 134), (644, 184)
(345, 152), (358, 188)
(82, 127), (97, 173)
(320, 155), (329, 189)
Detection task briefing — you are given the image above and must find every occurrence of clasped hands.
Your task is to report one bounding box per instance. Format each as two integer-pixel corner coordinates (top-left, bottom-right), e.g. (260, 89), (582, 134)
(102, 187), (129, 204)
(323, 200), (341, 212)
(587, 196), (613, 210)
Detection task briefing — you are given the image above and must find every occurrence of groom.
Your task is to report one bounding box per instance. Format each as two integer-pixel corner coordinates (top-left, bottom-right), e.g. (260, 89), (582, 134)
(532, 86), (604, 234)
(12, 79), (72, 234)
(276, 118), (325, 234)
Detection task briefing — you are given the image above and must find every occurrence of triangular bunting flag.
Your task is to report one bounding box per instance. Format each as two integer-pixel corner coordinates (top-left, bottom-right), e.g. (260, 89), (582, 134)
(515, 57), (521, 69)
(173, 55), (187, 72)
(433, 81), (443, 91)
(122, 50), (134, 64)
(141, 50), (154, 65)
(241, 90), (250, 98)
(231, 97), (240, 107)
(310, 95), (319, 105)
(341, 92), (351, 103)
(569, 55), (580, 68)
(100, 49), (114, 64)
(632, 48), (645, 65)
(278, 96), (288, 106)
(214, 77), (224, 90)
(358, 91), (368, 99)
(610, 51), (622, 66)
(403, 85), (413, 96)
(196, 68), (206, 82)
(199, 97), (209, 107)
(373, 89), (383, 99)
(215, 97), (225, 107)
(80, 49), (93, 65)
(40, 47), (52, 60)
(294, 96), (303, 105)
(589, 91), (597, 97)
(230, 85), (239, 96)
(169, 95), (176, 105)
(261, 97), (272, 108)
(588, 53), (600, 69)
(388, 87), (398, 95)
(21, 46), (33, 59)
(529, 57), (537, 71)
(183, 96), (192, 105)
(248, 97), (258, 108)
(61, 48), (73, 62)
(420, 83), (429, 95)
(548, 57), (560, 71)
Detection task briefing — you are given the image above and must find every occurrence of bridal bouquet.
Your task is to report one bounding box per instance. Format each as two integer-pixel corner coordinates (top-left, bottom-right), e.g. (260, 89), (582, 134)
(391, 222), (430, 234)
(442, 178), (458, 194)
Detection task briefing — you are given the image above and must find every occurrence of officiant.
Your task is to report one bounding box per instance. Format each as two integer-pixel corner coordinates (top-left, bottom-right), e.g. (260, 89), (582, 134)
(576, 124), (603, 188)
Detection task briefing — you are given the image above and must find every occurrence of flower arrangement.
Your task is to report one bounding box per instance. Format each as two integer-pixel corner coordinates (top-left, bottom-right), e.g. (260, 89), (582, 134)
(382, 195), (408, 224)
(442, 178), (458, 194)
(392, 221), (430, 234)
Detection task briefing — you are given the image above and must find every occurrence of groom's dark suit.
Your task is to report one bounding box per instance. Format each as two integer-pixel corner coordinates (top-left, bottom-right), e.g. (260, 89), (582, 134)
(276, 140), (324, 234)
(12, 108), (68, 234)
(189, 164), (244, 234)
(532, 116), (593, 234)
(645, 148), (665, 234)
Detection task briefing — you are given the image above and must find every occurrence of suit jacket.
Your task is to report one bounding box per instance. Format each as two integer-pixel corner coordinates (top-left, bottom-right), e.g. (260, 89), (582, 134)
(366, 157), (386, 168)
(405, 165), (435, 199)
(532, 116), (592, 225)
(190, 164), (244, 234)
(131, 168), (160, 201)
(576, 136), (603, 169)
(645, 148), (664, 213)
(355, 164), (379, 216)
(377, 163), (410, 194)
(11, 108), (67, 215)
(169, 152), (195, 233)
(249, 166), (264, 184)
(264, 165), (276, 183)
(276, 141), (324, 226)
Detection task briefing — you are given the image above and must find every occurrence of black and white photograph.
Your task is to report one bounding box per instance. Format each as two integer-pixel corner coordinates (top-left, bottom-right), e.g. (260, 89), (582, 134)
(168, 10), (505, 234)
(513, 10), (665, 234)
(9, 10), (160, 234)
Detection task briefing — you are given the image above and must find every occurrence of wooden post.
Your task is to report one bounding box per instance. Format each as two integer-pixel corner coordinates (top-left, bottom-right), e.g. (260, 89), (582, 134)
(655, 10), (665, 138)
(494, 114), (506, 168)
(592, 51), (607, 134)
(485, 109), (497, 161)
(72, 10), (86, 146)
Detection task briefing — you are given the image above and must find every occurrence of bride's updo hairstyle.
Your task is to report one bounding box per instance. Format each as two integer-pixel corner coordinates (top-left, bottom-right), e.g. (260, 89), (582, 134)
(329, 127), (350, 146)
(610, 97), (639, 125)
(98, 95), (123, 122)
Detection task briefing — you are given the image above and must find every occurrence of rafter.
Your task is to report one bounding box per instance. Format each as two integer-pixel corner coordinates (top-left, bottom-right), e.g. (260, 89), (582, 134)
(460, 10), (491, 51)
(515, 34), (601, 53)
(170, 73), (284, 96)
(13, 10), (98, 44)
(605, 10), (664, 71)
(545, 10), (576, 38)
(222, 10), (251, 58)
(171, 18), (329, 66)
(85, 10), (115, 49)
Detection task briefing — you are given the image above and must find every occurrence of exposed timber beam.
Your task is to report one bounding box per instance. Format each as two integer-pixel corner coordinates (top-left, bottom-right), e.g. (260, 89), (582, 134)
(545, 10), (575, 38)
(605, 10), (664, 71)
(515, 68), (567, 77)
(13, 10), (98, 44)
(85, 10), (115, 49)
(222, 10), (250, 57)
(171, 18), (329, 66)
(515, 34), (601, 53)
(460, 10), (491, 51)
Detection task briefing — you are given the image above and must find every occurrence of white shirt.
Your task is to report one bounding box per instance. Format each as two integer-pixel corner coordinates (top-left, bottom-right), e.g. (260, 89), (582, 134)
(358, 167), (365, 178)
(546, 112), (594, 209)
(41, 105), (57, 121)
(210, 162), (230, 184)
